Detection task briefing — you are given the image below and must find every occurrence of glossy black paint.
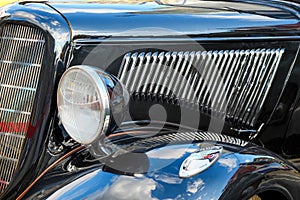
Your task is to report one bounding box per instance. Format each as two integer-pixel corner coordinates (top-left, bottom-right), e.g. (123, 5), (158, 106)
(46, 0), (300, 155)
(260, 46), (300, 157)
(24, 133), (300, 200)
(48, 1), (300, 40)
(68, 40), (299, 134)
(1, 0), (300, 199)
(283, 89), (300, 156)
(0, 2), (71, 199)
(50, 0), (300, 158)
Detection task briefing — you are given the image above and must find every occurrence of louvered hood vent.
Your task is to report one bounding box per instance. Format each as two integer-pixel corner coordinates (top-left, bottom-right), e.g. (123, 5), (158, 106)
(118, 49), (284, 128)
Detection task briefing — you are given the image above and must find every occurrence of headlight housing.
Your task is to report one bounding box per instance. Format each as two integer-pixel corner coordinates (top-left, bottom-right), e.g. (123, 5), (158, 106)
(57, 65), (128, 153)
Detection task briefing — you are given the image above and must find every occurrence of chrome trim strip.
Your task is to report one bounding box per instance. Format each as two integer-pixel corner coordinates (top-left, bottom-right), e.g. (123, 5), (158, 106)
(0, 60), (41, 67)
(1, 37), (45, 43)
(0, 156), (18, 163)
(0, 132), (26, 139)
(0, 108), (31, 115)
(108, 131), (249, 148)
(0, 84), (36, 92)
(73, 36), (300, 45)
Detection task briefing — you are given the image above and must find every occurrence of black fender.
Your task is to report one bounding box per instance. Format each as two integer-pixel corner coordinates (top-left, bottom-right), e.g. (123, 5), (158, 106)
(25, 134), (300, 200)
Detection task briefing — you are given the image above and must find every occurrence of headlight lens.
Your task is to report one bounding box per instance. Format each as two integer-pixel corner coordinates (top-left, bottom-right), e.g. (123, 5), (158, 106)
(57, 66), (110, 144)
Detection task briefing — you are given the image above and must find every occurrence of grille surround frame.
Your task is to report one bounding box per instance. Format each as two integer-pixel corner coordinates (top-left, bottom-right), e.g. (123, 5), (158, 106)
(0, 4), (70, 198)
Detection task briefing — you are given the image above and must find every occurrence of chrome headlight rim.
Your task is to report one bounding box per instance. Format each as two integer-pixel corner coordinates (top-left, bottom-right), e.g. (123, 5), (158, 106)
(57, 65), (111, 145)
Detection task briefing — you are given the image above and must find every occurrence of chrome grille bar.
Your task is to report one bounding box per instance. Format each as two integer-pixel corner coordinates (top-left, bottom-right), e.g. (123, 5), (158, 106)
(0, 24), (45, 193)
(118, 48), (284, 127)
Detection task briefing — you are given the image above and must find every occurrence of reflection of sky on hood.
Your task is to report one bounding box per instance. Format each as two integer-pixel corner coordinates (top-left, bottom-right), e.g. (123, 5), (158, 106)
(218, 157), (237, 173)
(148, 150), (240, 199)
(47, 143), (280, 200)
(96, 176), (158, 200)
(70, 12), (298, 37)
(147, 145), (196, 171)
(50, 2), (299, 37)
(187, 178), (204, 194)
(47, 145), (240, 199)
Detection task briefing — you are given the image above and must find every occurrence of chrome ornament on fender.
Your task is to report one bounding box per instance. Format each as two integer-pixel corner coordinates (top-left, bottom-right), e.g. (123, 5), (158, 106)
(179, 146), (223, 178)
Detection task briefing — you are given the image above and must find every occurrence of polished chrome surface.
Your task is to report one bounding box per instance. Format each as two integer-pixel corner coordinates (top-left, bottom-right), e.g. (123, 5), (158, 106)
(119, 131), (249, 148)
(0, 24), (45, 193)
(118, 49), (284, 127)
(57, 65), (111, 145)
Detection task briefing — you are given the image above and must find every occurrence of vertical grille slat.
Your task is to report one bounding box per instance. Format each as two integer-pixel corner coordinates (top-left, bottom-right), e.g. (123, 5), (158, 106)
(198, 52), (212, 105)
(229, 50), (256, 118)
(154, 52), (168, 95)
(176, 52), (190, 99)
(181, 52), (196, 100)
(207, 51), (225, 108)
(248, 48), (284, 124)
(165, 52), (179, 97)
(170, 51), (184, 96)
(159, 52), (172, 96)
(210, 50), (229, 110)
(130, 52), (145, 93)
(118, 48), (285, 127)
(142, 52), (158, 94)
(0, 24), (45, 193)
(238, 50), (266, 121)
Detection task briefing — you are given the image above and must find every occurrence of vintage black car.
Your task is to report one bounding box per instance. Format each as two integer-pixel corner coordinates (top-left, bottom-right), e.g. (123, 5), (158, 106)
(1, 0), (300, 199)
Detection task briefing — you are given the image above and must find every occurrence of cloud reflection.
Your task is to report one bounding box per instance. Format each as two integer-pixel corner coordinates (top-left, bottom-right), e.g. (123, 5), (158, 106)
(97, 176), (158, 200)
(147, 146), (194, 160)
(187, 178), (204, 194)
(218, 158), (237, 172)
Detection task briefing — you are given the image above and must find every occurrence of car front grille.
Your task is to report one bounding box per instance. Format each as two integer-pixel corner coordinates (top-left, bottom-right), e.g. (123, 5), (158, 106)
(0, 24), (45, 193)
(118, 49), (284, 127)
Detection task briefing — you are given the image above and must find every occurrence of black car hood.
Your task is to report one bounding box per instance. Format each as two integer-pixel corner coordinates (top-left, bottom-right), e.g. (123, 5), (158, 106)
(45, 0), (300, 39)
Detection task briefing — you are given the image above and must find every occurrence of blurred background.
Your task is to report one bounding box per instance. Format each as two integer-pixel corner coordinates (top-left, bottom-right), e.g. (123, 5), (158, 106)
(0, 0), (18, 6)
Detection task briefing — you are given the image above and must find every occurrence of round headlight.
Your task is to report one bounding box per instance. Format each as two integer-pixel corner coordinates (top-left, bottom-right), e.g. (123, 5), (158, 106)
(57, 65), (127, 146)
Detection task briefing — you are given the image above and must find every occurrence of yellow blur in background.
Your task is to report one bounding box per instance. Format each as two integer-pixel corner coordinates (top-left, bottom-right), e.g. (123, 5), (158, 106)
(0, 0), (163, 7)
(0, 0), (18, 7)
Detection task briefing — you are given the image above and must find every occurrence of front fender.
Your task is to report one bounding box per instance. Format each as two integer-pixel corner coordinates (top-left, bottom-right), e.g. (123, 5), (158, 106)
(26, 138), (300, 200)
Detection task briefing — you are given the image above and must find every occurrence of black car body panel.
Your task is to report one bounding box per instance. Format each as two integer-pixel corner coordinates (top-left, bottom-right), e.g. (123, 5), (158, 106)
(1, 0), (300, 199)
(0, 2), (71, 198)
(49, 1), (300, 39)
(24, 137), (300, 200)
